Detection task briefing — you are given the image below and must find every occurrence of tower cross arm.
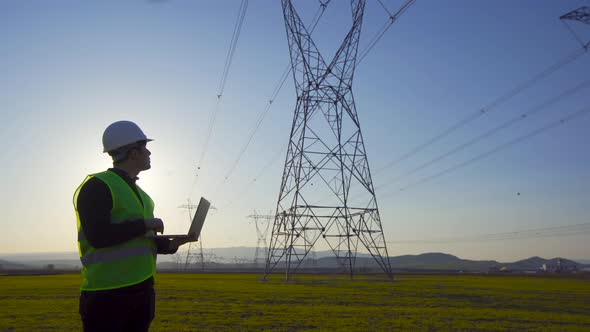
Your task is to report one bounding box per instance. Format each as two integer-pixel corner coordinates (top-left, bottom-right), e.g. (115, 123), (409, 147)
(560, 7), (590, 25)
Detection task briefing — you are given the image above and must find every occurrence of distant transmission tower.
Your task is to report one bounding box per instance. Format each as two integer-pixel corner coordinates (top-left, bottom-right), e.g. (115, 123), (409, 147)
(179, 199), (205, 271)
(247, 210), (272, 266)
(560, 6), (590, 49)
(265, 0), (392, 281)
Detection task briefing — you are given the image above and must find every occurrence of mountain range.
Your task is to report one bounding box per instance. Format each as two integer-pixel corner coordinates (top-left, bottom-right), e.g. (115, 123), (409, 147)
(1, 248), (588, 272)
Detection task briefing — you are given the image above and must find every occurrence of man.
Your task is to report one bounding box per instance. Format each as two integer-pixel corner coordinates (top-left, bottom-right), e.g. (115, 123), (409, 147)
(73, 120), (190, 332)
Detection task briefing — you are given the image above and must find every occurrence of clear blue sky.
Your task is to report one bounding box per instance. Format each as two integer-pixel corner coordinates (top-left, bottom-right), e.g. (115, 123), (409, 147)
(1, 0), (589, 261)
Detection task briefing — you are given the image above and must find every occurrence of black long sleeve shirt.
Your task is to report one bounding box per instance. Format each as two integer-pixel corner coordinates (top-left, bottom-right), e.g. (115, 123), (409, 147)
(76, 168), (177, 255)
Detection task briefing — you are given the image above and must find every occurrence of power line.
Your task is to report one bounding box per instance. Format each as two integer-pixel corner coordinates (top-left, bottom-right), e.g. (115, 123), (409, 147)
(559, 6), (590, 50)
(217, 143), (286, 212)
(387, 222), (590, 244)
(217, 1), (331, 189)
(375, 78), (590, 191)
(562, 20), (589, 50)
(187, 1), (249, 199)
(373, 46), (588, 175)
(376, 0), (393, 18)
(217, 0), (249, 99)
(188, 98), (221, 199)
(358, 0), (416, 64)
(380, 103), (590, 198)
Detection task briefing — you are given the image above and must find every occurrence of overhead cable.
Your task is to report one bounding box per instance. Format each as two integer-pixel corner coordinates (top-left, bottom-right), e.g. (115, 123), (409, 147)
(561, 20), (589, 50)
(559, 6), (590, 50)
(187, 1), (249, 198)
(376, 0), (394, 17)
(375, 78), (590, 191)
(216, 1), (331, 188)
(217, 144), (286, 213)
(387, 222), (590, 244)
(380, 103), (590, 198)
(358, 0), (416, 64)
(188, 98), (221, 198)
(373, 46), (588, 175)
(217, 0), (249, 99)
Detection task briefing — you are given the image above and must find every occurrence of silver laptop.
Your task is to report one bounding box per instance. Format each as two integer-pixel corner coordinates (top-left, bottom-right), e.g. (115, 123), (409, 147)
(152, 197), (210, 241)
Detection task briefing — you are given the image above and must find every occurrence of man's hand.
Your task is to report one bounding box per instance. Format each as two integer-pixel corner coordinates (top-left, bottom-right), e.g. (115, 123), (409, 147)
(144, 218), (164, 233)
(168, 238), (192, 251)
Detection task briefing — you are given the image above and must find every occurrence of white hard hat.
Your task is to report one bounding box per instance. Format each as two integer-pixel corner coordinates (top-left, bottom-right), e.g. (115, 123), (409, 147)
(102, 120), (153, 153)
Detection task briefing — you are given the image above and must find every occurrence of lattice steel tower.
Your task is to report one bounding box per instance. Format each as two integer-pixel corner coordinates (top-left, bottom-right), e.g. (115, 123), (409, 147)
(247, 210), (272, 266)
(265, 0), (392, 280)
(179, 199), (204, 271)
(560, 6), (590, 49)
(561, 6), (590, 25)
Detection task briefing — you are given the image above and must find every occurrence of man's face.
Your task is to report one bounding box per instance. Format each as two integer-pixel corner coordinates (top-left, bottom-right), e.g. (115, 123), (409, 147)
(130, 142), (151, 171)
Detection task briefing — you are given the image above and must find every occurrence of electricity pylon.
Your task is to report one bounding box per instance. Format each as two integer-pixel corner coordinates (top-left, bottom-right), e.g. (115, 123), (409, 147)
(265, 0), (392, 281)
(561, 7), (590, 25)
(247, 210), (272, 266)
(178, 199), (204, 271)
(560, 7), (590, 49)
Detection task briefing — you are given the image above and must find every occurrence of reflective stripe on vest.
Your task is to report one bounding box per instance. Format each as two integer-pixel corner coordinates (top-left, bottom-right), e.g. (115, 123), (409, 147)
(80, 244), (155, 265)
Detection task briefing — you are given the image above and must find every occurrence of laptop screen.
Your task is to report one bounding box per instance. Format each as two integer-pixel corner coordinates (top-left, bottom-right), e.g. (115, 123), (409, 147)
(188, 197), (210, 239)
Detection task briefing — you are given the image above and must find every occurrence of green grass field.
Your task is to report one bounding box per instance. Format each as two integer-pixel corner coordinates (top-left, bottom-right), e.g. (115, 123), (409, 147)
(1, 273), (589, 331)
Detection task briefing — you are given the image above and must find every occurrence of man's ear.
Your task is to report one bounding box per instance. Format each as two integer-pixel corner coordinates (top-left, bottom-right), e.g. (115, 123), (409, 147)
(128, 148), (139, 160)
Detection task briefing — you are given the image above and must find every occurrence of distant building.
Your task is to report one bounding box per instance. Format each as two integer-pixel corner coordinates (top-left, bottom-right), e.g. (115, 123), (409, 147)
(538, 258), (578, 273)
(488, 266), (512, 273)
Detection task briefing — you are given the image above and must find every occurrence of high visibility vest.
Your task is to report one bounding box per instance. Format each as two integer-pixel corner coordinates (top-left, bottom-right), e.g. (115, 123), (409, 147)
(73, 170), (157, 291)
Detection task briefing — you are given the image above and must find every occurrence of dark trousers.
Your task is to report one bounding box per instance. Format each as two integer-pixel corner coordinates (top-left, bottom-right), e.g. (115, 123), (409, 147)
(79, 284), (155, 332)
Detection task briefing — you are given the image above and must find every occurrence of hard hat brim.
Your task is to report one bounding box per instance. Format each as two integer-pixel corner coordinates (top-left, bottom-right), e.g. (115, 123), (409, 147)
(103, 138), (154, 153)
